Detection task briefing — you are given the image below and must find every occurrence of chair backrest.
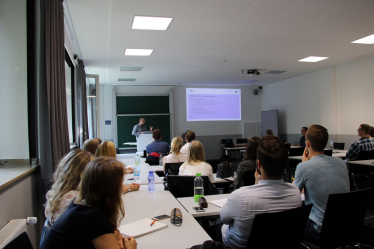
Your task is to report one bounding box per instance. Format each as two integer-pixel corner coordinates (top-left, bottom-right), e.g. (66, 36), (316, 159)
(357, 150), (374, 160)
(288, 147), (304, 156)
(247, 204), (313, 249)
(237, 138), (248, 144)
(285, 143), (291, 151)
(4, 232), (33, 249)
(333, 142), (345, 150)
(319, 188), (373, 249)
(116, 148), (121, 154)
(165, 162), (183, 175)
(205, 159), (221, 173)
(323, 149), (332, 156)
(243, 170), (256, 187)
(145, 155), (159, 165)
(221, 139), (232, 144)
(167, 175), (219, 198)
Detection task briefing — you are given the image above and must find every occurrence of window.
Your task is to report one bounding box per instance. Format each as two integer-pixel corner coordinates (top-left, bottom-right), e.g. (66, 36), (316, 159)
(65, 50), (75, 144)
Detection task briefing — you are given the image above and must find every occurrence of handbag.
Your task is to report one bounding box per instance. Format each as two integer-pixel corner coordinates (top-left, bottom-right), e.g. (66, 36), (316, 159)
(216, 161), (233, 179)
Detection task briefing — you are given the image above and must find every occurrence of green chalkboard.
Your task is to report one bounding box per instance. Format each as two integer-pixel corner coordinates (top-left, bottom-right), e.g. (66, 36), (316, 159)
(116, 96), (169, 114)
(117, 115), (171, 149)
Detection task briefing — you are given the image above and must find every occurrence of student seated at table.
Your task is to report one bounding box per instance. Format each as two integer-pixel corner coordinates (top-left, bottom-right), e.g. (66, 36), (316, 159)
(96, 141), (139, 193)
(163, 136), (187, 173)
(230, 136), (260, 191)
(146, 129), (170, 156)
(83, 138), (102, 155)
(179, 140), (214, 183)
(41, 149), (94, 245)
(40, 157), (137, 249)
(210, 135), (301, 249)
(265, 129), (273, 136)
(370, 126), (374, 140)
(346, 124), (374, 161)
(180, 130), (195, 154)
(294, 125), (349, 245)
(293, 126), (308, 147)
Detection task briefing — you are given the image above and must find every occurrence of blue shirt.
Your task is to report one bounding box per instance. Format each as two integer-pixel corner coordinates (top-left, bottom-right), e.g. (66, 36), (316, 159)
(146, 140), (169, 155)
(221, 179), (301, 249)
(346, 137), (374, 160)
(294, 154), (349, 233)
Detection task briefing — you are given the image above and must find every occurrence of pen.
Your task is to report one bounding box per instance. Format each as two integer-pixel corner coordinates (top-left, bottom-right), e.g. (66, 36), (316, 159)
(150, 220), (156, 227)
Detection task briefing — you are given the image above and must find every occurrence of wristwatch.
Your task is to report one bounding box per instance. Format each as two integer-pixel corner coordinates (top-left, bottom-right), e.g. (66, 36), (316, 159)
(128, 187), (131, 193)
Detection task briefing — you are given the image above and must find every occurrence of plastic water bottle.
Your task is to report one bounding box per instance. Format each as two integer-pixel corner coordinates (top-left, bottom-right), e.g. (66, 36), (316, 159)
(159, 154), (163, 166)
(194, 173), (204, 202)
(148, 171), (155, 192)
(134, 155), (141, 182)
(330, 139), (334, 150)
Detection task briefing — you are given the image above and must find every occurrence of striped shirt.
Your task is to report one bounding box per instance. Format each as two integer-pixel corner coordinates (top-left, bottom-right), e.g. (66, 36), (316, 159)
(220, 180), (301, 249)
(346, 137), (374, 160)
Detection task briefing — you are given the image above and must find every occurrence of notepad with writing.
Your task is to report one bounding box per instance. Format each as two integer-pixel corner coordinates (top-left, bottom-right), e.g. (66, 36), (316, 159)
(119, 218), (168, 238)
(208, 198), (227, 208)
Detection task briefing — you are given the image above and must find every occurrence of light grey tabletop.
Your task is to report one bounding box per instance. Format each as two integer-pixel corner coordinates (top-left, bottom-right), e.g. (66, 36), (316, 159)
(177, 194), (230, 217)
(212, 173), (234, 183)
(121, 184), (211, 249)
(349, 159), (374, 166)
(289, 149), (348, 160)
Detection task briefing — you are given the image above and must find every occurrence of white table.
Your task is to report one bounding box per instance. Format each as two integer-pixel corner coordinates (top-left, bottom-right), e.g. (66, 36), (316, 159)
(288, 149), (348, 161)
(212, 173), (234, 184)
(349, 159), (374, 166)
(222, 146), (246, 156)
(177, 194), (230, 217)
(121, 184), (211, 249)
(151, 165), (164, 172)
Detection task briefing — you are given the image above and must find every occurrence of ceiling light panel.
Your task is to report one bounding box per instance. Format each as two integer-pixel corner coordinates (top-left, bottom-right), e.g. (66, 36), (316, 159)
(131, 16), (173, 30)
(298, 56), (329, 62)
(124, 49), (153, 56)
(352, 34), (374, 44)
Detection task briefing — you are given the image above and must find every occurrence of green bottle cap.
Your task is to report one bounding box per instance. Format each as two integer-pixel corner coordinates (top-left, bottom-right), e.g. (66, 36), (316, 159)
(196, 173), (201, 177)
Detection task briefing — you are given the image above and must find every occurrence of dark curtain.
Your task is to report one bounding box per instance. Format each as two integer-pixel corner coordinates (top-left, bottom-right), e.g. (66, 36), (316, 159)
(39, 0), (70, 188)
(76, 59), (89, 148)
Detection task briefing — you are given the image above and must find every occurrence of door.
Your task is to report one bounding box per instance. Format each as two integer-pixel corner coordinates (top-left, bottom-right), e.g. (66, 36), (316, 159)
(85, 74), (100, 139)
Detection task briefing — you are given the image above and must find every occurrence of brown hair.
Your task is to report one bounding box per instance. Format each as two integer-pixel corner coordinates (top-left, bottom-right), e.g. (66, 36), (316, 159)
(266, 129), (273, 136)
(83, 138), (100, 155)
(305, 125), (328, 152)
(180, 140), (206, 172)
(170, 137), (183, 154)
(185, 131), (195, 142)
(77, 157), (125, 231)
(153, 129), (162, 140)
(244, 137), (260, 161)
(360, 124), (371, 135)
(45, 149), (94, 217)
(257, 135), (288, 177)
(302, 127), (308, 131)
(139, 117), (145, 121)
(370, 126), (374, 137)
(95, 141), (116, 158)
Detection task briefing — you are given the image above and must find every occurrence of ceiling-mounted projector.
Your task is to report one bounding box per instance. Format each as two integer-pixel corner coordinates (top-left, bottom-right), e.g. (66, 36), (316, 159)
(242, 69), (261, 76)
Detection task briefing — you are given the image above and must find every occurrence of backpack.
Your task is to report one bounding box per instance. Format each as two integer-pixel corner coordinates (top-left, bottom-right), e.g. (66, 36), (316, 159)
(216, 161), (233, 179)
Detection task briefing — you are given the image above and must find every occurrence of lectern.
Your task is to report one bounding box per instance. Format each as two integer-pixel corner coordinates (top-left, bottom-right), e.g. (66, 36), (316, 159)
(137, 133), (153, 153)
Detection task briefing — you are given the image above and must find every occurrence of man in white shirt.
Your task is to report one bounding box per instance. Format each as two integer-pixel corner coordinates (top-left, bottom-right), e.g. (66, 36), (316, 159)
(217, 135), (301, 249)
(180, 130), (195, 154)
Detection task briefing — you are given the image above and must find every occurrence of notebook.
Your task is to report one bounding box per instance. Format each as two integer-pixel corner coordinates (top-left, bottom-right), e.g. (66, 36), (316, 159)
(208, 198), (227, 208)
(119, 218), (168, 238)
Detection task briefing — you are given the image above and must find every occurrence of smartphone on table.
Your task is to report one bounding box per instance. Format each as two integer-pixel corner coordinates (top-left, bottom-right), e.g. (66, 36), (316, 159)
(152, 214), (170, 220)
(193, 207), (205, 212)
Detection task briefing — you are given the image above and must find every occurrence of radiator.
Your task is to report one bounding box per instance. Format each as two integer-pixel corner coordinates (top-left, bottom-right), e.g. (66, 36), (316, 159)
(0, 219), (27, 248)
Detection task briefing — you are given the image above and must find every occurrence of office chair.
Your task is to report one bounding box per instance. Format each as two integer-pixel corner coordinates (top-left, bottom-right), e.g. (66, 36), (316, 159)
(323, 150), (332, 156)
(289, 147), (304, 156)
(357, 150), (374, 160)
(205, 159), (221, 173)
(164, 162), (183, 175)
(167, 175), (219, 198)
(242, 170), (256, 187)
(333, 142), (345, 150)
(247, 204), (313, 249)
(237, 138), (248, 144)
(285, 143), (291, 151)
(302, 188), (373, 249)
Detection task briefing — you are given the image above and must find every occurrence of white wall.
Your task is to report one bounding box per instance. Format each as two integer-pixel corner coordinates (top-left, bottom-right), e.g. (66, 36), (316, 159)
(173, 85), (262, 137)
(261, 55), (374, 138)
(99, 84), (115, 141)
(0, 0), (29, 159)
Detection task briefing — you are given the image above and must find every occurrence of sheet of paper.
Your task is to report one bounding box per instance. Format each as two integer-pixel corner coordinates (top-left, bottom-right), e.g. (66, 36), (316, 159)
(119, 218), (168, 238)
(208, 198), (228, 208)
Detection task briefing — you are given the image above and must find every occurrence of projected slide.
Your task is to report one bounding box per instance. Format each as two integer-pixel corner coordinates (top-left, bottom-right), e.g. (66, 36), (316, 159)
(186, 88), (241, 121)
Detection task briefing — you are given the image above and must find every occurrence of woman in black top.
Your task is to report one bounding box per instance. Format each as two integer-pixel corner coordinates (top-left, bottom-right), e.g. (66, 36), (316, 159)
(40, 157), (137, 249)
(231, 137), (260, 191)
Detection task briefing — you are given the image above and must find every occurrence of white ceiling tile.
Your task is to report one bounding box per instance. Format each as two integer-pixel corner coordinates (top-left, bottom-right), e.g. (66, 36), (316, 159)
(172, 40), (206, 50)
(201, 42), (237, 51)
(293, 0), (346, 14)
(253, 0), (307, 10)
(168, 18), (214, 32)
(205, 21), (250, 34)
(204, 0), (257, 5)
(197, 2), (251, 21)
(152, 0), (208, 18)
(141, 40), (177, 49)
(111, 0), (159, 15)
(239, 23), (283, 36)
(210, 33), (250, 43)
(328, 0), (374, 19)
(144, 30), (183, 41)
(179, 32), (218, 42)
(237, 6), (291, 24)
(274, 10), (324, 27)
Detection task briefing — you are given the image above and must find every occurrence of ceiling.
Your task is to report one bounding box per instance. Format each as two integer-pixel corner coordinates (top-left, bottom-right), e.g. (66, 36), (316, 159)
(65, 0), (374, 86)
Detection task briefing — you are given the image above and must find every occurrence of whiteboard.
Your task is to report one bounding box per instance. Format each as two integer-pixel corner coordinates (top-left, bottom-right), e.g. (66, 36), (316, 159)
(261, 110), (279, 137)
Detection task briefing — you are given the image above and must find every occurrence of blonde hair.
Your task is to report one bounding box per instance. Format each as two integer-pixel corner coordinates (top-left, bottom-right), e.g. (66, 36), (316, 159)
(181, 140), (205, 173)
(77, 157), (125, 231)
(45, 149), (94, 216)
(170, 137), (183, 155)
(95, 141), (116, 158)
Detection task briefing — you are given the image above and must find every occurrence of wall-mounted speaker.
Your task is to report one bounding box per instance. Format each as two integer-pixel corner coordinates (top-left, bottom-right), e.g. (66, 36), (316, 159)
(254, 89), (259, 95)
